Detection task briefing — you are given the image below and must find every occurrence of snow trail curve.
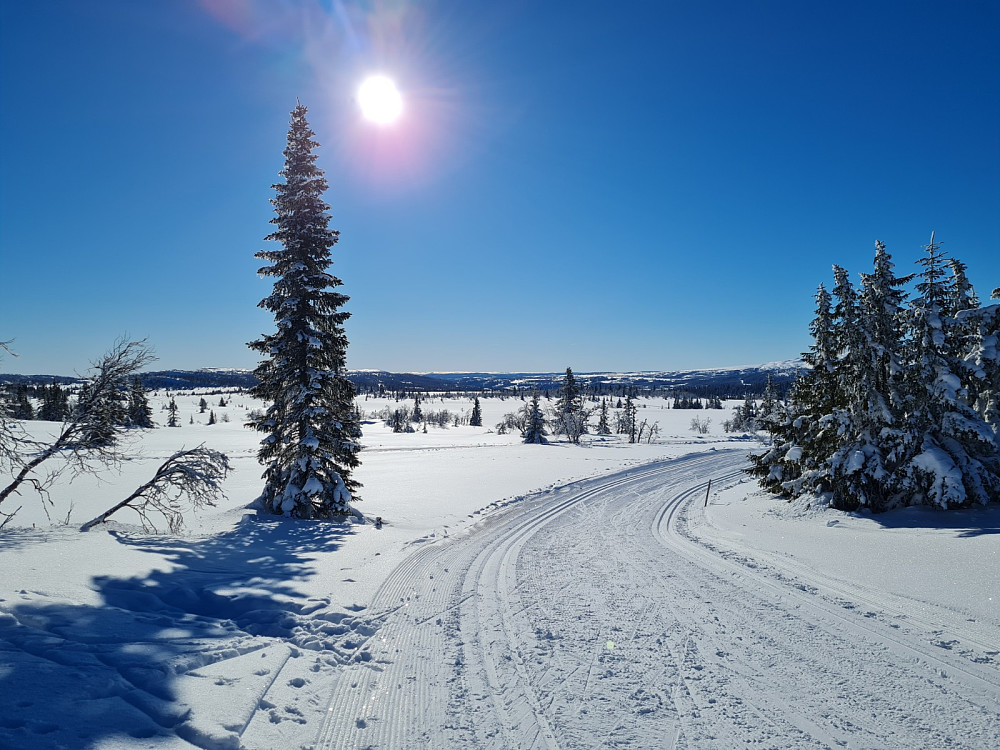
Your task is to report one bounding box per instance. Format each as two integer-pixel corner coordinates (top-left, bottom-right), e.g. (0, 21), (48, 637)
(313, 449), (1000, 749)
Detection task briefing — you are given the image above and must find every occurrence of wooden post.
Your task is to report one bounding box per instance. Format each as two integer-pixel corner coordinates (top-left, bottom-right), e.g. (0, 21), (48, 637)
(704, 478), (712, 507)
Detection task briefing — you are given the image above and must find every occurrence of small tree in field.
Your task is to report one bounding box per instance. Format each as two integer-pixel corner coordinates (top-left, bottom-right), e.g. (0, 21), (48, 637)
(470, 397), (483, 427)
(553, 367), (587, 443)
(522, 392), (548, 444)
(248, 103), (362, 519)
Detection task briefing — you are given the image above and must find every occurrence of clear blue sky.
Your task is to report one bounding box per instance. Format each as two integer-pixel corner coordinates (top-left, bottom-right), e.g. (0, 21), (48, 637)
(1, 1), (997, 376)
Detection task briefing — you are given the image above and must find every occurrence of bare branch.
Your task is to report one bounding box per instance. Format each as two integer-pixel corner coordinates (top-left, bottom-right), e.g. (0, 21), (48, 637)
(0, 505), (22, 530)
(0, 338), (156, 509)
(80, 445), (232, 533)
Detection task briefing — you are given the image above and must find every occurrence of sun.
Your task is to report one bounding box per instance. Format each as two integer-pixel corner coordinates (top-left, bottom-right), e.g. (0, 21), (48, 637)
(357, 75), (403, 126)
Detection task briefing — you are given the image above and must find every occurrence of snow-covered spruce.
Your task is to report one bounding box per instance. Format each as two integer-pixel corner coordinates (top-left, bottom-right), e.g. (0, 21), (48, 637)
(247, 103), (362, 519)
(551, 367), (587, 443)
(522, 392), (548, 444)
(897, 233), (1000, 508)
(749, 236), (1000, 511)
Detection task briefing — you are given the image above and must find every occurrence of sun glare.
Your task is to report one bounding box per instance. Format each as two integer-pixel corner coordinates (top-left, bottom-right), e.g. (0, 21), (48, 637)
(357, 75), (403, 125)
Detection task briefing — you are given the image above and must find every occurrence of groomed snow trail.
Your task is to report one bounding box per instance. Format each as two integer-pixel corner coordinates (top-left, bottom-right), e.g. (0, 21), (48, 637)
(312, 450), (1000, 749)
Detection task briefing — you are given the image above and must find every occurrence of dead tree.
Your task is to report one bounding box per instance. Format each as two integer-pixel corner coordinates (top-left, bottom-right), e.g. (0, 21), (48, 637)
(0, 338), (155, 512)
(81, 445), (231, 533)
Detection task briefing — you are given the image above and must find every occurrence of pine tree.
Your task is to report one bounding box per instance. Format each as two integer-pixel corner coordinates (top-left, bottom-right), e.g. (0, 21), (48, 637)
(596, 398), (611, 435)
(11, 385), (33, 420)
(522, 392), (548, 444)
(470, 397), (482, 427)
(748, 284), (839, 496)
(208, 410), (216, 426)
(554, 367), (587, 443)
(961, 301), (1000, 435)
(621, 393), (638, 443)
(412, 395), (422, 423)
(751, 237), (999, 511)
(76, 379), (125, 447)
(896, 233), (1000, 508)
(828, 244), (910, 510)
(38, 384), (69, 422)
(248, 102), (362, 519)
(126, 377), (154, 428)
(757, 375), (781, 434)
(167, 398), (179, 427)
(199, 397), (208, 414)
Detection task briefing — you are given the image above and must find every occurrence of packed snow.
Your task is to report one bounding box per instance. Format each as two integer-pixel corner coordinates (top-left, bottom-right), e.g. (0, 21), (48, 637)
(0, 391), (997, 748)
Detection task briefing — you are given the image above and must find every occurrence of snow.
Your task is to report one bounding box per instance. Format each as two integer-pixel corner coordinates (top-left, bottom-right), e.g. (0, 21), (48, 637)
(1, 392), (997, 748)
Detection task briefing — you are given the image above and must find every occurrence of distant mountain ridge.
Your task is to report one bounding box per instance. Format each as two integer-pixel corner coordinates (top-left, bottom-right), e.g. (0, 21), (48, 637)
(1, 361), (804, 396)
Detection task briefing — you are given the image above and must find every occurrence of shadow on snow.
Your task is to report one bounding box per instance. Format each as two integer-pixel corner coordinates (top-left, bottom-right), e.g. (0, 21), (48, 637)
(864, 502), (1000, 536)
(0, 515), (358, 749)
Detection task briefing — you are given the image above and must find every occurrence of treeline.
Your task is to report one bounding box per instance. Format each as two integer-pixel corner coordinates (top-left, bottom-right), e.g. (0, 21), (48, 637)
(2, 378), (154, 429)
(749, 236), (1000, 511)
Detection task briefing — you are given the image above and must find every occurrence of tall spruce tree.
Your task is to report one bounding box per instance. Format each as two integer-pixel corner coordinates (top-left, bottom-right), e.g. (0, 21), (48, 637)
(248, 103), (362, 519)
(897, 233), (1000, 508)
(748, 283), (839, 496)
(470, 397), (483, 427)
(828, 245), (910, 510)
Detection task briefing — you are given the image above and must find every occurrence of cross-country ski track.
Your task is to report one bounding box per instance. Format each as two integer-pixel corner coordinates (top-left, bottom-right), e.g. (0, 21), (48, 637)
(298, 449), (1000, 749)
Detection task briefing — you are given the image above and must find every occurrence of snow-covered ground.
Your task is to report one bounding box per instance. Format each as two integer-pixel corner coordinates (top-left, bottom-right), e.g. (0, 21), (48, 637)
(0, 393), (997, 748)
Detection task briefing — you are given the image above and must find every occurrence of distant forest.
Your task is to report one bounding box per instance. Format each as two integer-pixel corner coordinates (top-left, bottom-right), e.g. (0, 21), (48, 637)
(1, 364), (801, 401)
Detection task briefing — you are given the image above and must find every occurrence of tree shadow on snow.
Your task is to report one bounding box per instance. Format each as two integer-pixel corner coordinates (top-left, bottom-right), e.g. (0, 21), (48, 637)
(0, 515), (357, 749)
(864, 503), (1000, 537)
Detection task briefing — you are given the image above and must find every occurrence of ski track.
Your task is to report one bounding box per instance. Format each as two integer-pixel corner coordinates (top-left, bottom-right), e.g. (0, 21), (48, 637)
(308, 450), (1000, 749)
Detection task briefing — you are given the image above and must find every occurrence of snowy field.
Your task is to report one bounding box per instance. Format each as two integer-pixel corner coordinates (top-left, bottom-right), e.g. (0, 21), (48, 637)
(0, 392), (998, 749)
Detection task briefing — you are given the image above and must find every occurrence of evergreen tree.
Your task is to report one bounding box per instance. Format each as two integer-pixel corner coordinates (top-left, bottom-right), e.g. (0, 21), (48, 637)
(596, 398), (611, 435)
(167, 398), (179, 427)
(412, 395), (422, 423)
(469, 397), (482, 427)
(748, 284), (839, 496)
(38, 384), (69, 422)
(11, 385), (33, 420)
(126, 377), (154, 428)
(961, 301), (1000, 435)
(199, 397), (208, 414)
(522, 392), (548, 444)
(621, 393), (638, 443)
(828, 245), (910, 510)
(945, 257), (984, 404)
(757, 374), (781, 434)
(896, 233), (1000, 508)
(554, 367), (587, 443)
(248, 102), (362, 519)
(76, 379), (125, 447)
(208, 410), (216, 426)
(753, 236), (999, 511)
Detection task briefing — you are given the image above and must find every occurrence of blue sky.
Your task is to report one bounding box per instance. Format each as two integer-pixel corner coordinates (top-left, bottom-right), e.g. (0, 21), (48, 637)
(1, 0), (997, 376)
